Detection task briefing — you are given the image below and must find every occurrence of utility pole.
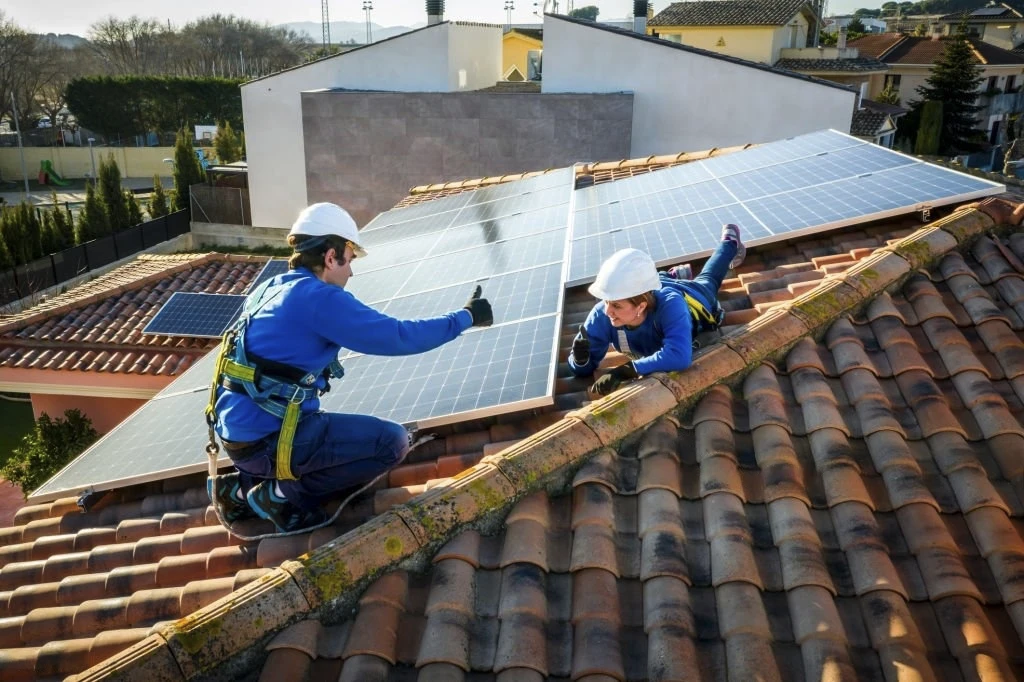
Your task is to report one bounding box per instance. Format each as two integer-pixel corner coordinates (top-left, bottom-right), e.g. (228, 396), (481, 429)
(321, 0), (331, 50)
(505, 1), (515, 31)
(11, 93), (30, 199)
(363, 1), (374, 44)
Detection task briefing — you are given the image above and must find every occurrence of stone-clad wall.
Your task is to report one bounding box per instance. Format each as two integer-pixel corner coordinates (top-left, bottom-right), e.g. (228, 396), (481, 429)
(301, 90), (633, 226)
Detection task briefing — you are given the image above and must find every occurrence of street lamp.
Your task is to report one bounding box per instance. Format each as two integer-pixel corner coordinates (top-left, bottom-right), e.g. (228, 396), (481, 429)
(363, 1), (373, 44)
(505, 1), (515, 31)
(87, 138), (96, 180)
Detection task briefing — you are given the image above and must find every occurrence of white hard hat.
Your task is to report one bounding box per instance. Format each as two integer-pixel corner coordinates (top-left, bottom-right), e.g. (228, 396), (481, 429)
(288, 203), (367, 257)
(588, 248), (661, 300)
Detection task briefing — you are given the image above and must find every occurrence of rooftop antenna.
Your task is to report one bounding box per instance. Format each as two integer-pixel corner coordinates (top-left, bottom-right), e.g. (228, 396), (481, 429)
(321, 0), (331, 50)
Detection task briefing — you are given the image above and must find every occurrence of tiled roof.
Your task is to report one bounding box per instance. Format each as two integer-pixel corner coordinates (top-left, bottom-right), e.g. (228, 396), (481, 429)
(507, 27), (543, 42)
(650, 0), (814, 27)
(399, 144), (754, 207)
(850, 33), (1024, 65)
(941, 3), (1024, 21)
(850, 109), (892, 137)
(0, 254), (269, 378)
(860, 97), (910, 117)
(773, 56), (889, 73)
(2, 196), (1021, 679)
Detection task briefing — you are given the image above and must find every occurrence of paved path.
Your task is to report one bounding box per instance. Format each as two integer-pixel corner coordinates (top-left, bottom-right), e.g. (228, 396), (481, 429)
(0, 177), (173, 207)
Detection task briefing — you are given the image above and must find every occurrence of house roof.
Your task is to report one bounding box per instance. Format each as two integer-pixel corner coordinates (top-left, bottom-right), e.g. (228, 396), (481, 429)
(505, 27), (543, 42)
(0, 179), (1020, 680)
(773, 56), (889, 73)
(850, 109), (894, 137)
(851, 33), (1024, 66)
(860, 97), (910, 117)
(0, 254), (269, 379)
(650, 0), (816, 27)
(941, 3), (1024, 22)
(549, 13), (855, 94)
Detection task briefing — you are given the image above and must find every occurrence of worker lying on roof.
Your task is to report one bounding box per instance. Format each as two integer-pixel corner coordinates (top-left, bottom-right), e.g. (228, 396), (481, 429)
(205, 202), (493, 533)
(569, 223), (746, 396)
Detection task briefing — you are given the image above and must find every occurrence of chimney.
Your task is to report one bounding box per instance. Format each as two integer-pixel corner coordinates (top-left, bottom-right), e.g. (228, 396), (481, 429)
(427, 0), (444, 26)
(838, 26), (847, 49)
(634, 0), (648, 33)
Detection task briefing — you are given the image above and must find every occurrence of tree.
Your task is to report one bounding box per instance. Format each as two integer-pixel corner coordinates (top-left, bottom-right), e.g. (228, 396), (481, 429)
(98, 153), (131, 232)
(1, 409), (98, 496)
(213, 120), (242, 164)
(877, 84), (902, 105)
(914, 23), (930, 37)
(912, 25), (984, 154)
(40, 192), (73, 253)
(76, 181), (112, 242)
(148, 175), (170, 218)
(847, 18), (867, 34)
(915, 100), (943, 155)
(569, 5), (600, 21)
(172, 127), (206, 213)
(2, 202), (43, 265)
(125, 190), (144, 226)
(88, 16), (166, 75)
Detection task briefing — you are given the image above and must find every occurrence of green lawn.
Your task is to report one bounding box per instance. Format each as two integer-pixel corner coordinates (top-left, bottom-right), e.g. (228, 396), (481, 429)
(0, 397), (35, 469)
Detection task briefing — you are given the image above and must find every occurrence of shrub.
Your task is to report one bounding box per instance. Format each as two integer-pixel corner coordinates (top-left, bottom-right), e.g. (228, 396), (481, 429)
(1, 409), (98, 496)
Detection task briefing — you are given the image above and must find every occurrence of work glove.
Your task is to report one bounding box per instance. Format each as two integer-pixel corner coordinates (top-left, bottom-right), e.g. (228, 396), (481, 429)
(591, 362), (639, 397)
(571, 324), (591, 365)
(463, 285), (493, 327)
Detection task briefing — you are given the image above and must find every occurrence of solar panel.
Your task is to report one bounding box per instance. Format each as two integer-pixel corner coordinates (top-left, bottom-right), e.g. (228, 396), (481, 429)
(566, 130), (1004, 286)
(972, 7), (1005, 15)
(248, 259), (289, 292)
(142, 293), (247, 338)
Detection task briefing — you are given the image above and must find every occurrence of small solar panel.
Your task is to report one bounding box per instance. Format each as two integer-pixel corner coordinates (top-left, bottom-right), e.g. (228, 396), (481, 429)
(972, 7), (1006, 15)
(248, 259), (289, 292)
(142, 293), (247, 338)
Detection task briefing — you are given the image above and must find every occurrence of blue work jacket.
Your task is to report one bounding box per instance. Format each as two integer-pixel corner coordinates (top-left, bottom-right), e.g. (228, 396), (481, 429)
(569, 286), (695, 377)
(215, 267), (472, 442)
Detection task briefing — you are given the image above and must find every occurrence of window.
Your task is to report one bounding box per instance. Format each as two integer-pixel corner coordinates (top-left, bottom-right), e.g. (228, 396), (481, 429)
(661, 33), (682, 44)
(988, 75), (1000, 92)
(966, 23), (984, 37)
(1007, 75), (1017, 92)
(884, 74), (902, 91)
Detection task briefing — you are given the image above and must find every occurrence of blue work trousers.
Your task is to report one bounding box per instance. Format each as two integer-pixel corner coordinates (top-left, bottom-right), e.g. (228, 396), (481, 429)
(227, 411), (410, 510)
(666, 238), (737, 311)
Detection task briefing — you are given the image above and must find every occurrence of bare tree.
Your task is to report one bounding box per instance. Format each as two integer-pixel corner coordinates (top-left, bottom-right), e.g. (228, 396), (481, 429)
(0, 12), (37, 124)
(88, 16), (165, 75)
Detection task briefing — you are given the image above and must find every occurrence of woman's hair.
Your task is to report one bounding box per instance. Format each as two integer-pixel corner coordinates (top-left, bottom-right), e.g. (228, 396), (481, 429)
(287, 234), (351, 273)
(626, 291), (657, 312)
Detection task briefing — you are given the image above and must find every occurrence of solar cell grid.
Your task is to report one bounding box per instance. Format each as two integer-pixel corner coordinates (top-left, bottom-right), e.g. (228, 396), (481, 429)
(142, 293), (247, 338)
(248, 260), (289, 292)
(322, 314), (557, 427)
(574, 179), (736, 238)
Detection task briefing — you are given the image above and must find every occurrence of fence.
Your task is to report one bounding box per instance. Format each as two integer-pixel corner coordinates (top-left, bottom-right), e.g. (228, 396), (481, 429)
(0, 210), (190, 307)
(190, 186), (251, 226)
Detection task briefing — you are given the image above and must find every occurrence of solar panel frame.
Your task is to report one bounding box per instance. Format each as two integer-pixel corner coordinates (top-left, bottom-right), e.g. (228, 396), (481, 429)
(141, 292), (247, 338)
(248, 259), (289, 292)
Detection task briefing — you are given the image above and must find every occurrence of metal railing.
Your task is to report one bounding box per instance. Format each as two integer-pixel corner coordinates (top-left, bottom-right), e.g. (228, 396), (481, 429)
(189, 185), (251, 225)
(0, 210), (190, 308)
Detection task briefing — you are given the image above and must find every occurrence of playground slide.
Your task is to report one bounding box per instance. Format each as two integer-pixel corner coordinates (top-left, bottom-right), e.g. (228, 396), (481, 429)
(39, 160), (72, 187)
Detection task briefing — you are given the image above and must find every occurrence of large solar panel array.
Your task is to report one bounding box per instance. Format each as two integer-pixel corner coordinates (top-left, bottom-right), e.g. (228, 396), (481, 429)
(30, 130), (1007, 502)
(30, 168), (578, 501)
(568, 129), (1004, 285)
(142, 293), (247, 338)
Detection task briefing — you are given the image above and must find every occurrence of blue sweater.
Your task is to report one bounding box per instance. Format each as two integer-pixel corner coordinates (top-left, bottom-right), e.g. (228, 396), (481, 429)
(215, 268), (472, 442)
(569, 287), (694, 376)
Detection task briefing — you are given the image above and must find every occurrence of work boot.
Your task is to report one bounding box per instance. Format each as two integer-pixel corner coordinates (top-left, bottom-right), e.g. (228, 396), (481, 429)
(665, 263), (693, 280)
(722, 223), (746, 269)
(247, 481), (328, 533)
(207, 472), (257, 524)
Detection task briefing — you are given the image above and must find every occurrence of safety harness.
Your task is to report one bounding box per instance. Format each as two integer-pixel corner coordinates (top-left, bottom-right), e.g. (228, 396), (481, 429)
(204, 279), (345, 482)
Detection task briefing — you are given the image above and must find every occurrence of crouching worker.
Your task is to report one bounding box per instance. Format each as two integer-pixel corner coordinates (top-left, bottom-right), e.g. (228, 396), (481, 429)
(206, 202), (493, 532)
(569, 224), (746, 397)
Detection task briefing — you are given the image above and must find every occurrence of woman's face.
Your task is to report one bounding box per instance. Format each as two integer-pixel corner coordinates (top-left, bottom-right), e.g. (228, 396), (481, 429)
(604, 298), (647, 328)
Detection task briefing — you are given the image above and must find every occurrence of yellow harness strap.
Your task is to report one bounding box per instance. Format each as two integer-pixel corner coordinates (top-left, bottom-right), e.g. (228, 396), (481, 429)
(682, 291), (719, 327)
(276, 403), (301, 481)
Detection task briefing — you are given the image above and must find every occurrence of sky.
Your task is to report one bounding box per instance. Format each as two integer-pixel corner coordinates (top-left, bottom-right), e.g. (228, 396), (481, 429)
(10, 0), (869, 36)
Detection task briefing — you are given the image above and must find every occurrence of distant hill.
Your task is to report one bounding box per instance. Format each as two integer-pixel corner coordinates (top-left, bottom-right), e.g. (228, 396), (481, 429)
(278, 21), (422, 45)
(36, 33), (89, 49)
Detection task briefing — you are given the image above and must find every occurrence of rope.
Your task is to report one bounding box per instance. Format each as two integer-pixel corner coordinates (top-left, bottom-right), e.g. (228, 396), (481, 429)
(206, 432), (437, 543)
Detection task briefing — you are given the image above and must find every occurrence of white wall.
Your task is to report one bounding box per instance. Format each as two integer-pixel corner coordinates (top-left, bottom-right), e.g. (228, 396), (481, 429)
(542, 16), (856, 157)
(243, 23), (501, 229)
(447, 24), (504, 91)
